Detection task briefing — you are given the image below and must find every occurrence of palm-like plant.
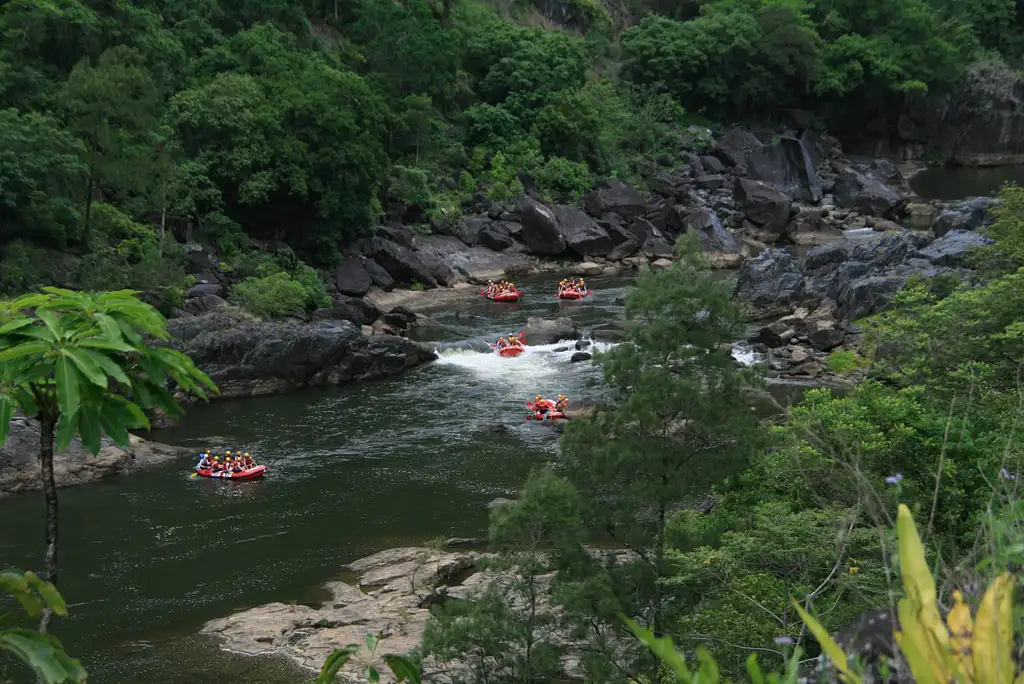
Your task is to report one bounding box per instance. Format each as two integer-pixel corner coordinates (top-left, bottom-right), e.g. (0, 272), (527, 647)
(1, 569), (86, 682)
(0, 287), (217, 631)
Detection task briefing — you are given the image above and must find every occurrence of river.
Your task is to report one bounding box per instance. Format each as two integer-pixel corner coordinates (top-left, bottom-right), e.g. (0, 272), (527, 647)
(908, 163), (1024, 200)
(0, 273), (701, 682)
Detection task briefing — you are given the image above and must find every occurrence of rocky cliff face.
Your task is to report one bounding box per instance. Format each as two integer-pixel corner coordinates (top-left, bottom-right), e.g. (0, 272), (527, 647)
(0, 416), (192, 496)
(167, 309), (437, 400)
(836, 63), (1024, 166)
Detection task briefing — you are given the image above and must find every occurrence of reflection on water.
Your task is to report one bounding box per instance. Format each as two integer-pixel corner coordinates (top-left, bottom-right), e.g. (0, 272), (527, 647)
(908, 164), (1024, 201)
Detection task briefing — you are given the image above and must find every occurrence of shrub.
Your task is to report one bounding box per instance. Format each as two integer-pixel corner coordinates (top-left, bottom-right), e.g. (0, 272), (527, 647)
(825, 349), (868, 375)
(230, 261), (330, 318)
(230, 272), (309, 317)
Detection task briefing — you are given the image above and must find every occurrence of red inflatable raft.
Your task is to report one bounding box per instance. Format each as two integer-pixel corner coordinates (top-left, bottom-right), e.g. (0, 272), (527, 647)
(482, 290), (522, 302)
(497, 345), (525, 357)
(195, 465), (267, 480)
(556, 289), (591, 300)
(526, 400), (566, 420)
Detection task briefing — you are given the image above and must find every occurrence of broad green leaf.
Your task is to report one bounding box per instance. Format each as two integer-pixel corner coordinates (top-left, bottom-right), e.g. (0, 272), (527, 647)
(55, 412), (79, 453)
(0, 629), (86, 683)
(315, 645), (360, 684)
(93, 313), (123, 343)
(97, 402), (131, 448)
(368, 666), (380, 683)
(0, 318), (34, 335)
(622, 615), (692, 681)
(76, 339), (137, 354)
(0, 341), (50, 363)
(78, 406), (102, 455)
(0, 395), (13, 446)
(105, 395), (149, 430)
(13, 388), (38, 417)
(365, 632), (378, 651)
(35, 309), (63, 342)
(383, 654), (422, 683)
(66, 349), (107, 388)
(54, 357), (81, 420)
(79, 348), (131, 386)
(0, 570), (41, 616)
(24, 572), (68, 616)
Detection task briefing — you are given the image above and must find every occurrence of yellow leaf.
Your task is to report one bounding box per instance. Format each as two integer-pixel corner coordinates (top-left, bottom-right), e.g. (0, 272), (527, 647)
(973, 573), (1015, 684)
(894, 629), (945, 684)
(946, 590), (974, 681)
(897, 598), (953, 684)
(792, 600), (862, 684)
(896, 505), (949, 650)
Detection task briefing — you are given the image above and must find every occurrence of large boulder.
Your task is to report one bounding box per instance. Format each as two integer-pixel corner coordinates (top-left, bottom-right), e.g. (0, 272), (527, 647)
(522, 317), (578, 345)
(359, 238), (437, 289)
(932, 197), (998, 237)
(551, 205), (614, 256)
(582, 180), (648, 220)
(734, 178), (792, 243)
(744, 136), (823, 203)
(167, 310), (436, 399)
(734, 249), (809, 319)
(455, 218), (524, 251)
(916, 229), (992, 266)
(411, 235), (531, 283)
(333, 256), (372, 297)
(516, 196), (567, 255)
(834, 167), (907, 218)
(685, 208), (739, 254)
(312, 294), (381, 326)
(362, 258), (395, 291)
(1, 416), (191, 496)
(710, 127), (763, 171)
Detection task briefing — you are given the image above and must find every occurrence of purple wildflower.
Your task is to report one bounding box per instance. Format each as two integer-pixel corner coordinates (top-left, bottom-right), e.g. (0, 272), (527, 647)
(774, 636), (794, 646)
(885, 473), (904, 486)
(1000, 468), (1017, 481)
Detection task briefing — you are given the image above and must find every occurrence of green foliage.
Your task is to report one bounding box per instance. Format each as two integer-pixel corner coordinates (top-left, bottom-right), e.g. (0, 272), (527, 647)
(0, 569), (86, 683)
(620, 0), (977, 120)
(825, 349), (868, 374)
(230, 261), (330, 318)
(312, 633), (421, 684)
(0, 287), (217, 451)
(559, 233), (766, 591)
(969, 182), (1024, 270)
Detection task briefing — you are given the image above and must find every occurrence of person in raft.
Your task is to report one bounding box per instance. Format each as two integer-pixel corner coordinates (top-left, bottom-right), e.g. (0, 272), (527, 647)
(196, 451), (257, 471)
(557, 278), (585, 295)
(554, 394), (568, 412)
(485, 280), (517, 297)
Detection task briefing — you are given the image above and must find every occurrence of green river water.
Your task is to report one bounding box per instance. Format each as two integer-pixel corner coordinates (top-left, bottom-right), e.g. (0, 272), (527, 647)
(0, 270), (824, 683)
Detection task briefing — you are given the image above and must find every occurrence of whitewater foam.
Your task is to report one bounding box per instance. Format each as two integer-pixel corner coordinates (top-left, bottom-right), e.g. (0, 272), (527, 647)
(434, 339), (614, 386)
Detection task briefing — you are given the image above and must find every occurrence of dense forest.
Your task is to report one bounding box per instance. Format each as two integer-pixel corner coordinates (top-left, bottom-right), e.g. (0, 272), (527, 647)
(1, 0), (1022, 307)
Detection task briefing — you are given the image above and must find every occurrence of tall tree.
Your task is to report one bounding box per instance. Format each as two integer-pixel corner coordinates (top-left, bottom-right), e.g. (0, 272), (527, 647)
(559, 232), (766, 632)
(58, 45), (161, 235)
(0, 288), (217, 631)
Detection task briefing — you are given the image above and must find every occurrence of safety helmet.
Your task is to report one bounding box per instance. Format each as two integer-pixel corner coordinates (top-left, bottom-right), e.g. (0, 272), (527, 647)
(244, 452), (250, 457)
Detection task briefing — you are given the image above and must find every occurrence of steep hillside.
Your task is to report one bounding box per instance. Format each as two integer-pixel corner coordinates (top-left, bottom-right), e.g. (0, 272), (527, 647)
(1, 0), (1021, 308)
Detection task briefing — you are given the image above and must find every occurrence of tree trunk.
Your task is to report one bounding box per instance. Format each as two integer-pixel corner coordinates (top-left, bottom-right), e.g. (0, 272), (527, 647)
(38, 411), (59, 634)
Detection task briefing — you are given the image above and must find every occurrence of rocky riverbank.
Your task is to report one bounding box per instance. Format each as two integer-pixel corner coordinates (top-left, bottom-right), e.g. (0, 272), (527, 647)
(0, 416), (192, 497)
(168, 122), (1003, 399)
(202, 545), (634, 682)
